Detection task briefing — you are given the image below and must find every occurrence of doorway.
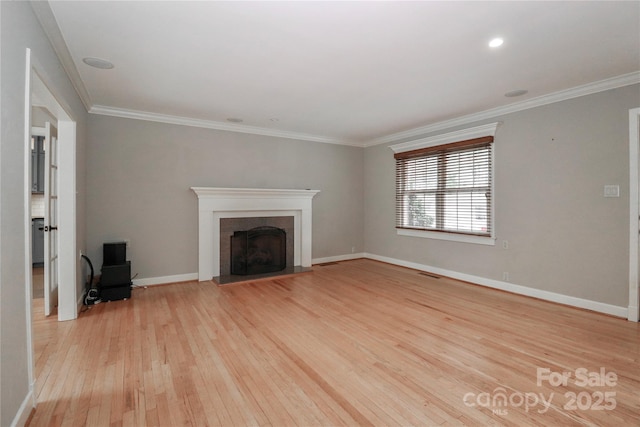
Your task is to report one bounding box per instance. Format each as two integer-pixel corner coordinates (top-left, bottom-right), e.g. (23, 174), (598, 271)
(24, 48), (79, 406)
(30, 111), (59, 315)
(26, 51), (78, 321)
(30, 121), (48, 306)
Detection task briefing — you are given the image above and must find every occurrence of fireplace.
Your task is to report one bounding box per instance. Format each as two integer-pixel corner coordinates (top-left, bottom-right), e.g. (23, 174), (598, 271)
(220, 216), (294, 276)
(231, 226), (286, 275)
(191, 187), (320, 281)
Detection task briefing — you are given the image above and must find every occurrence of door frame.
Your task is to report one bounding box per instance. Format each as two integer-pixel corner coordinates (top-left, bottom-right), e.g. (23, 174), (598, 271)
(23, 48), (78, 400)
(629, 107), (640, 322)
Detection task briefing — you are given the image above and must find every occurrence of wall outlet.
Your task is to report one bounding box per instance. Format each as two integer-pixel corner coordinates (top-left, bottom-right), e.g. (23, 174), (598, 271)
(502, 240), (509, 250)
(503, 272), (509, 281)
(352, 246), (356, 253)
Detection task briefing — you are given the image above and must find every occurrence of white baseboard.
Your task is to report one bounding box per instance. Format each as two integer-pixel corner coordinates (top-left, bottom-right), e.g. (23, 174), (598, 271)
(11, 387), (35, 427)
(132, 272), (199, 287)
(313, 253), (365, 264)
(131, 256), (367, 287)
(364, 253), (628, 318)
(125, 254), (628, 318)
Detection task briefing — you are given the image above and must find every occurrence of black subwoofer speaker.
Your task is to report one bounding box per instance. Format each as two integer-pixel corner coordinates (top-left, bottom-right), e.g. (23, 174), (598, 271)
(100, 261), (131, 286)
(103, 242), (126, 266)
(99, 242), (131, 301)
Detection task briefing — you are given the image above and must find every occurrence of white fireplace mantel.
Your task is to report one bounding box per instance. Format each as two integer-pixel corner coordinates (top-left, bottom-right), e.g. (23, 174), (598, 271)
(191, 187), (320, 280)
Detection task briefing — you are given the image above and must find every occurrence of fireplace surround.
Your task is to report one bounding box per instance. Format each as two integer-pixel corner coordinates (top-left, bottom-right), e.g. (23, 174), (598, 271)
(191, 187), (320, 281)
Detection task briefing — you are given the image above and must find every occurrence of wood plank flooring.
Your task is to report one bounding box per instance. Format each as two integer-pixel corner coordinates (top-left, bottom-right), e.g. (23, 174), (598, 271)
(29, 259), (640, 426)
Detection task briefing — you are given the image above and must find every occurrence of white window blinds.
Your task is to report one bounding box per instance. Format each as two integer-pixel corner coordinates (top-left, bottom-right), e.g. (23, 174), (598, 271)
(395, 136), (493, 236)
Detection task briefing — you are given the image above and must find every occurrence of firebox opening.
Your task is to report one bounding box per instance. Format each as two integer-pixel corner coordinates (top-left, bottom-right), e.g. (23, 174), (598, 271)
(231, 226), (286, 275)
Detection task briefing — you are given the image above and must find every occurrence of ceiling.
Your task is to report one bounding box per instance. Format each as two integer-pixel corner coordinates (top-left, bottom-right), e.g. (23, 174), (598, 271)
(43, 1), (640, 146)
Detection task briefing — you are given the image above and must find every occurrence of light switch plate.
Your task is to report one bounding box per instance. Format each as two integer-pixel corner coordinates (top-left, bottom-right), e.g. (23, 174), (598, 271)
(604, 185), (620, 197)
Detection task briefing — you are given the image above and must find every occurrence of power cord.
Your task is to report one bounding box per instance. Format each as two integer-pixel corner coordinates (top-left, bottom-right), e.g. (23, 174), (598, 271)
(81, 254), (101, 305)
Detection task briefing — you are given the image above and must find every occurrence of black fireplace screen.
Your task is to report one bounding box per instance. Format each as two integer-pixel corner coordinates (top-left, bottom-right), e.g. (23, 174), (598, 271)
(230, 226), (286, 275)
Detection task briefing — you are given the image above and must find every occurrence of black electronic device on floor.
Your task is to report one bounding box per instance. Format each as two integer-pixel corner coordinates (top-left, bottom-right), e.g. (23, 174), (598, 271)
(99, 242), (132, 301)
(103, 241), (126, 266)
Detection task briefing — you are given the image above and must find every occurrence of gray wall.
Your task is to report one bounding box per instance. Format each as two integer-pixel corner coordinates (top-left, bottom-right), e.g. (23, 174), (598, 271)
(0, 4), (635, 423)
(87, 85), (638, 308)
(32, 106), (56, 127)
(85, 114), (364, 279)
(364, 84), (639, 308)
(0, 2), (87, 425)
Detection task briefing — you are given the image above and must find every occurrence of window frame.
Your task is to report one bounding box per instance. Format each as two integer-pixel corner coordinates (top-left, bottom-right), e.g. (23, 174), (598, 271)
(390, 122), (499, 246)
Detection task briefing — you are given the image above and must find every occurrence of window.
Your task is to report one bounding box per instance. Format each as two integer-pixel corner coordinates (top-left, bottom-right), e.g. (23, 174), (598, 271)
(391, 123), (498, 244)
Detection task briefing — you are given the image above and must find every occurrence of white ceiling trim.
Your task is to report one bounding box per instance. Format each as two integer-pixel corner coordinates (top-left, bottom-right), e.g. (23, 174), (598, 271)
(34, 0), (639, 149)
(367, 71), (640, 147)
(89, 72), (640, 149)
(89, 105), (361, 146)
(30, 1), (93, 111)
(88, 72), (640, 148)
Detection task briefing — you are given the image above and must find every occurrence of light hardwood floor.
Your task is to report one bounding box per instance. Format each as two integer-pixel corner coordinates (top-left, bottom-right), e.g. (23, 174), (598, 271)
(29, 259), (639, 426)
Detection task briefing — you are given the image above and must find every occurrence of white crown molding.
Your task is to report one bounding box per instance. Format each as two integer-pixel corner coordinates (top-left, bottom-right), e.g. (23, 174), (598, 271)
(89, 105), (363, 146)
(83, 71), (640, 148)
(32, 0), (638, 149)
(367, 71), (640, 147)
(30, 1), (93, 111)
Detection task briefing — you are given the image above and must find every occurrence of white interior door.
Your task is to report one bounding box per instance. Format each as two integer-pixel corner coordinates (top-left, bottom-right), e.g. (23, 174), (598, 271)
(44, 121), (59, 316)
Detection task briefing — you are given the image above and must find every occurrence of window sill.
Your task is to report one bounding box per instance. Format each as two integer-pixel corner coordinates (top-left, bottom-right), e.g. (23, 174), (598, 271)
(397, 228), (496, 246)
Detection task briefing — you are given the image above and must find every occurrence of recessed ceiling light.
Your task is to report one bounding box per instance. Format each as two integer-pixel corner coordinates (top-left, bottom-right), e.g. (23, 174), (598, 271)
(489, 38), (504, 48)
(226, 117), (243, 123)
(82, 57), (114, 69)
(504, 89), (528, 97)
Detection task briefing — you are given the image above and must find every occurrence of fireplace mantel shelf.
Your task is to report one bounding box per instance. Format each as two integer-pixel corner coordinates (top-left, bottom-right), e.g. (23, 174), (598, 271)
(191, 187), (320, 281)
(191, 187), (320, 199)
